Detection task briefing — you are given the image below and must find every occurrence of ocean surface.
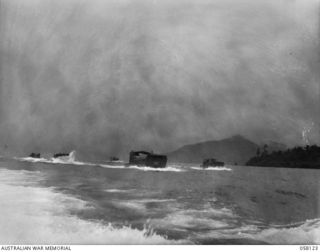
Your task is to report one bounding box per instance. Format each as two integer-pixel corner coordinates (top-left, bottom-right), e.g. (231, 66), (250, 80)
(0, 153), (319, 245)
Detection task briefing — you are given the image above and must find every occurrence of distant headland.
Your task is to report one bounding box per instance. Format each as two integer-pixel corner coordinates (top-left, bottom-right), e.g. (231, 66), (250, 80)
(166, 135), (286, 165)
(246, 145), (320, 169)
(167, 135), (319, 169)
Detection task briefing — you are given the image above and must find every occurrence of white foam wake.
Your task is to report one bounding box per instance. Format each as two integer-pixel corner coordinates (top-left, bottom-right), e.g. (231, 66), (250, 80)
(111, 198), (177, 213)
(151, 203), (237, 232)
(194, 218), (320, 244)
(190, 166), (232, 171)
(16, 151), (95, 166)
(16, 157), (49, 163)
(127, 165), (183, 172)
(0, 168), (182, 244)
(15, 154), (184, 172)
(104, 189), (136, 193)
(246, 219), (320, 244)
(150, 201), (320, 244)
(99, 164), (183, 172)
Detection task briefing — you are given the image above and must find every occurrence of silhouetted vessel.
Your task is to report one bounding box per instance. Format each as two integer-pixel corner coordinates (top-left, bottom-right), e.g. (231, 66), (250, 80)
(53, 153), (69, 158)
(53, 151), (76, 162)
(109, 156), (120, 162)
(29, 153), (41, 158)
(201, 158), (224, 168)
(129, 151), (167, 168)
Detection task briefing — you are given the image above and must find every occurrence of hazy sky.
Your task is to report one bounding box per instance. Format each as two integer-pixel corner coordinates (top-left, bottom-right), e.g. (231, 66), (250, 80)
(0, 0), (319, 159)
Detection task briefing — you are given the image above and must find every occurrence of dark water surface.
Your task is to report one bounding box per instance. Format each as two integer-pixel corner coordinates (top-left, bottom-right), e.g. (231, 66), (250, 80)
(0, 156), (319, 244)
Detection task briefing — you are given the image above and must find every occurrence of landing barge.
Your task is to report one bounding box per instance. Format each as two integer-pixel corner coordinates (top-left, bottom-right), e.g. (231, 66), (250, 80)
(129, 151), (167, 168)
(201, 158), (224, 168)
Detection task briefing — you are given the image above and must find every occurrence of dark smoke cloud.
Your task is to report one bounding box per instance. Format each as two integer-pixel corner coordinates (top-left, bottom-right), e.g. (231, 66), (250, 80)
(0, 0), (319, 160)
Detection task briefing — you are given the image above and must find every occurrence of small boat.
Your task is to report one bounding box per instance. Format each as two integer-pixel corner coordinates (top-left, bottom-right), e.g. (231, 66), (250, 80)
(109, 156), (120, 162)
(53, 153), (69, 158)
(53, 151), (76, 162)
(129, 151), (167, 168)
(201, 158), (224, 168)
(29, 153), (41, 158)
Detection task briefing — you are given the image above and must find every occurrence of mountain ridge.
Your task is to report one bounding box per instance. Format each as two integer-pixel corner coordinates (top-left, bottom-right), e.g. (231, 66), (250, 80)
(166, 135), (285, 165)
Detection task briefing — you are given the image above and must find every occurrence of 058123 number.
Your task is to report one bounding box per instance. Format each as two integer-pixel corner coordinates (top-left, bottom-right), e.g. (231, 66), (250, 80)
(300, 246), (318, 251)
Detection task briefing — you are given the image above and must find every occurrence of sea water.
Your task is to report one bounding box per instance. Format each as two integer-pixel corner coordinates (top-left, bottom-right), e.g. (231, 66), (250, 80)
(0, 156), (319, 244)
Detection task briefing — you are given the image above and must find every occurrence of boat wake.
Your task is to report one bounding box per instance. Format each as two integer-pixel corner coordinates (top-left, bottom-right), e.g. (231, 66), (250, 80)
(126, 165), (183, 172)
(15, 153), (183, 172)
(150, 202), (319, 244)
(190, 166), (232, 171)
(16, 154), (231, 172)
(100, 164), (184, 172)
(16, 151), (95, 166)
(15, 153), (230, 173)
(0, 166), (318, 244)
(0, 167), (185, 244)
(193, 218), (320, 244)
(249, 218), (320, 244)
(17, 157), (49, 163)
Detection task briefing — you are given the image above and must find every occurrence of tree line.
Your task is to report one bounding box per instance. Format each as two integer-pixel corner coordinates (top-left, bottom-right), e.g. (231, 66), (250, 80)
(246, 145), (320, 169)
